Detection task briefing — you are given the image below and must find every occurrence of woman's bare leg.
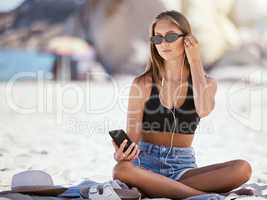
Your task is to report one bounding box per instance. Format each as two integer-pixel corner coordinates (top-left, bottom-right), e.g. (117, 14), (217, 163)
(112, 161), (206, 199)
(178, 159), (252, 194)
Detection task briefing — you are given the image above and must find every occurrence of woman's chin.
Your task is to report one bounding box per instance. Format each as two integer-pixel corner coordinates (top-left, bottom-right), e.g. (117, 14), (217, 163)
(160, 55), (176, 61)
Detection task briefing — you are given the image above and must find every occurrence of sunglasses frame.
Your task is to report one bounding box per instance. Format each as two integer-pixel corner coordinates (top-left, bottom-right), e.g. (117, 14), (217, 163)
(150, 32), (185, 45)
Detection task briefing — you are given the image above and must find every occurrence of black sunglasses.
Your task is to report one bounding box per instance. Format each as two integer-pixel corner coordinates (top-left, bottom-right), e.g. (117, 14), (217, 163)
(150, 32), (185, 45)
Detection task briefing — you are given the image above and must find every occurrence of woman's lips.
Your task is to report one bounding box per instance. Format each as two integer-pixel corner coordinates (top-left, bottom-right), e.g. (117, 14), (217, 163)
(162, 49), (172, 53)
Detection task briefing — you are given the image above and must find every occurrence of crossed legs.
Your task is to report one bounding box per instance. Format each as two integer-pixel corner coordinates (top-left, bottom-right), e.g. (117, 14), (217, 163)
(112, 159), (252, 199)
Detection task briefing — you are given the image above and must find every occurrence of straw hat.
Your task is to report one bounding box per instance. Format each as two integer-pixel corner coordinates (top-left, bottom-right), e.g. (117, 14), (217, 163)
(11, 170), (67, 196)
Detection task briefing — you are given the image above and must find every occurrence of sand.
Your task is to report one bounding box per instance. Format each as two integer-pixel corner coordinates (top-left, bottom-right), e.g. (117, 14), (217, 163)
(0, 75), (267, 196)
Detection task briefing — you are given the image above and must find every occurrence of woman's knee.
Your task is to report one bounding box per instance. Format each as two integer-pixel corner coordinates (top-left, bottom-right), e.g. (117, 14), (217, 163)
(112, 161), (135, 180)
(230, 159), (252, 183)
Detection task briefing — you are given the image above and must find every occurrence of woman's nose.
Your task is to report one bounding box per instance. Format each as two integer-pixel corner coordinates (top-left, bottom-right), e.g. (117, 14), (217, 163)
(160, 40), (170, 47)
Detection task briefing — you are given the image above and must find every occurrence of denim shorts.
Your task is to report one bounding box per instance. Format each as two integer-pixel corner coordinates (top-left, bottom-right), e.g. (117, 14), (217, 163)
(132, 141), (198, 180)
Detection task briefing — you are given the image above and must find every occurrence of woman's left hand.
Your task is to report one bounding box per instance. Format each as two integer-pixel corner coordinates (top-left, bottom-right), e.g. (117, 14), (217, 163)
(184, 34), (202, 65)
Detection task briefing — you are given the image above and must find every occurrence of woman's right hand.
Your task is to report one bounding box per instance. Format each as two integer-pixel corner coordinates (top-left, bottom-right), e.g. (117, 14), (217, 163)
(112, 139), (140, 162)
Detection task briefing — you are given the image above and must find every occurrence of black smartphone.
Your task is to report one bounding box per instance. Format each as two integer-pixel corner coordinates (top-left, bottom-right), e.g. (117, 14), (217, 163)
(109, 129), (133, 153)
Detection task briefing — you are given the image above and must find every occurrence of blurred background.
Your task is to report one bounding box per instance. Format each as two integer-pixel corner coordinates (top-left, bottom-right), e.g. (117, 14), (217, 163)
(1, 0), (267, 192)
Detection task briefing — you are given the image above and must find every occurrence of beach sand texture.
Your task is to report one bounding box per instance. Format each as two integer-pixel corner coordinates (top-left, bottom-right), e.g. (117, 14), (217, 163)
(0, 76), (267, 195)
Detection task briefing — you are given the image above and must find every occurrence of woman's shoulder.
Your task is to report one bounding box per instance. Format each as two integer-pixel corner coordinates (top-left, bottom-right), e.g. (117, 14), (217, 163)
(132, 71), (152, 85)
(129, 71), (153, 100)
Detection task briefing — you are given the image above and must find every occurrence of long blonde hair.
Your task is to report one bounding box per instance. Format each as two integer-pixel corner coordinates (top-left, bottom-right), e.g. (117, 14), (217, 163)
(143, 10), (192, 83)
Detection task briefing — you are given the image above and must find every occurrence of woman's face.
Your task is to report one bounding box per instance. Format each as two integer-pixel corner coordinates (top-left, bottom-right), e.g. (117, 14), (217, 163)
(153, 19), (185, 61)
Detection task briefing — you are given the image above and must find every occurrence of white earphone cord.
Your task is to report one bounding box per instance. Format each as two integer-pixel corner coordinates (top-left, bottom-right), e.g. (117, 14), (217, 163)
(137, 53), (186, 169)
(164, 53), (186, 175)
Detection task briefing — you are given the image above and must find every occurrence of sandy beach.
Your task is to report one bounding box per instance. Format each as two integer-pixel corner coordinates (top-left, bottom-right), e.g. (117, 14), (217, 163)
(0, 76), (267, 191)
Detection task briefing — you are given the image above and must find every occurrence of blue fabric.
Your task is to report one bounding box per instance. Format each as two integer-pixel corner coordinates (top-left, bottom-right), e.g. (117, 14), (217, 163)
(183, 193), (225, 200)
(132, 141), (198, 180)
(58, 179), (130, 199)
(57, 178), (225, 200)
(58, 180), (98, 198)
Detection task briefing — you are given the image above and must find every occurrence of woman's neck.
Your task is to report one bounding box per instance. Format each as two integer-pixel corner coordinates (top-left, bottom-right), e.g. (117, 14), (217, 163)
(163, 55), (189, 82)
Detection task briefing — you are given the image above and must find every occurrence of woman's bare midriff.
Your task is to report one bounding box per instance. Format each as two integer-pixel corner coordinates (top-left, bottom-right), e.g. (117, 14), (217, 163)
(141, 130), (194, 147)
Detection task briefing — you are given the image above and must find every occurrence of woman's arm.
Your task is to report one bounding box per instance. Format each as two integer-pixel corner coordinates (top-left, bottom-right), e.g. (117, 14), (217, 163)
(190, 61), (217, 118)
(184, 35), (217, 118)
(126, 76), (146, 143)
(112, 76), (146, 162)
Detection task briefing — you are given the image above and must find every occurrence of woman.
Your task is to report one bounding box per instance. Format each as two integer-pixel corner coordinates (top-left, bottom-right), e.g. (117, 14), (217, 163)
(112, 10), (252, 199)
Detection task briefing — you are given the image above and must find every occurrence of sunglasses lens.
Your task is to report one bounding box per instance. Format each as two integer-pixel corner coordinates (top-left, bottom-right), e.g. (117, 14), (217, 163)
(151, 35), (162, 44)
(165, 33), (179, 43)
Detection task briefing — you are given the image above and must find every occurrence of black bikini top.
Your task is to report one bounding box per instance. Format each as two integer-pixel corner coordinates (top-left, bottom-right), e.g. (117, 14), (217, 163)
(142, 74), (200, 134)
